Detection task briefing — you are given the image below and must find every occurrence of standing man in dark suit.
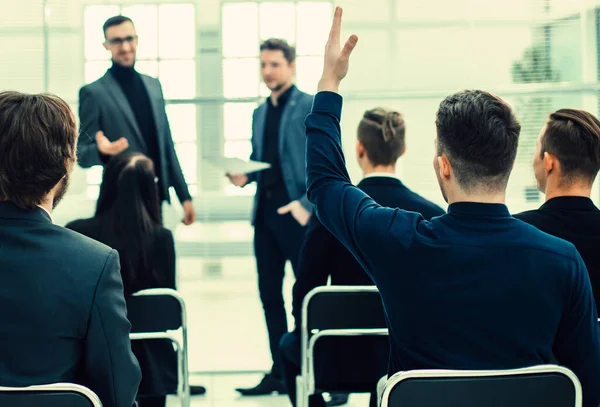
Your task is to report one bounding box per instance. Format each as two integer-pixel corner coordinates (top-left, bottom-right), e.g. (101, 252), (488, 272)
(78, 15), (195, 225)
(306, 8), (600, 407)
(280, 108), (445, 407)
(227, 39), (313, 395)
(0, 91), (141, 407)
(515, 109), (600, 310)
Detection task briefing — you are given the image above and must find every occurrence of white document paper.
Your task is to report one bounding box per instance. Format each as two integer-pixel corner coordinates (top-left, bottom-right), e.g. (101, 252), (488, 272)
(204, 156), (271, 175)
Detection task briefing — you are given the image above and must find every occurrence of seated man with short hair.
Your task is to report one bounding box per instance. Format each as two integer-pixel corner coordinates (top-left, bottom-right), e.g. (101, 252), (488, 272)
(515, 109), (600, 311)
(304, 9), (600, 407)
(0, 91), (141, 407)
(280, 107), (444, 407)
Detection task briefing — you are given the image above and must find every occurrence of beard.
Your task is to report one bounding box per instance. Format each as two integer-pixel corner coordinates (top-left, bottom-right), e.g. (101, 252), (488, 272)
(268, 82), (285, 92)
(52, 174), (70, 209)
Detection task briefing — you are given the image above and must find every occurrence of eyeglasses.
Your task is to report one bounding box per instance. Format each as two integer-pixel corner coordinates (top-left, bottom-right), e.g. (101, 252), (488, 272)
(105, 35), (138, 46)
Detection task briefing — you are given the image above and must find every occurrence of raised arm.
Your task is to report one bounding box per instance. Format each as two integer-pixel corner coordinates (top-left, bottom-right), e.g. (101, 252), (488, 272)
(306, 7), (421, 279)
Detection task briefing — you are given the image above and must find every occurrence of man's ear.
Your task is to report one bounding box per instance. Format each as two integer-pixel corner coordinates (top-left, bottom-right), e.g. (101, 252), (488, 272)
(438, 154), (452, 180)
(356, 140), (366, 158)
(544, 151), (557, 176)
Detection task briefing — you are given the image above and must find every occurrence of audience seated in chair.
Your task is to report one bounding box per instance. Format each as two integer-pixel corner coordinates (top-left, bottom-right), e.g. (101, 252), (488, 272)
(280, 107), (445, 407)
(67, 152), (187, 407)
(515, 109), (600, 312)
(305, 9), (600, 407)
(0, 91), (141, 407)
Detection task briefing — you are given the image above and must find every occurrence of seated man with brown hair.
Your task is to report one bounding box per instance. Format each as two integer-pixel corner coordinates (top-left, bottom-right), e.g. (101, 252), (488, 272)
(0, 91), (141, 407)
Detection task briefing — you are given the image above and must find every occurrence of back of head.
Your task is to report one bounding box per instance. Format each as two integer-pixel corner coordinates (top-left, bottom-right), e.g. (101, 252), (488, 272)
(435, 90), (521, 193)
(96, 152), (161, 291)
(541, 108), (600, 185)
(358, 108), (406, 166)
(0, 91), (77, 209)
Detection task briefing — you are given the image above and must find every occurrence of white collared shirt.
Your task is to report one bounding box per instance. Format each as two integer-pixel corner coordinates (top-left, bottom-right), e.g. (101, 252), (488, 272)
(363, 172), (399, 180)
(37, 205), (53, 222)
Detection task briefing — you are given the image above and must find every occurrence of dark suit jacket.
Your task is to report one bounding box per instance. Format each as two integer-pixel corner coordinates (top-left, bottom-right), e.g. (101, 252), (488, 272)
(291, 176), (445, 336)
(66, 216), (177, 396)
(0, 202), (141, 407)
(515, 197), (600, 313)
(247, 86), (314, 224)
(78, 71), (190, 204)
(305, 92), (600, 407)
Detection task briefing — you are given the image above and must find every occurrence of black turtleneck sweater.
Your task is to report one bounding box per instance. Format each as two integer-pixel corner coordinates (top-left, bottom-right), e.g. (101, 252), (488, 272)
(109, 62), (163, 199)
(261, 85), (294, 191)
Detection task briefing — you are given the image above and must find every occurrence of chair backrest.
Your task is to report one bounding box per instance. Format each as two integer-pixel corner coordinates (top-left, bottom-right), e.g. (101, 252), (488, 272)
(382, 365), (581, 407)
(127, 288), (185, 333)
(0, 383), (102, 407)
(303, 286), (387, 334)
(302, 286), (389, 392)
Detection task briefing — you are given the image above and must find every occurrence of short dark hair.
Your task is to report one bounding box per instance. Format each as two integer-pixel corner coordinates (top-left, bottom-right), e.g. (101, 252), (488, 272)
(103, 15), (134, 37)
(260, 38), (296, 64)
(0, 91), (77, 209)
(357, 108), (405, 166)
(435, 90), (521, 192)
(541, 108), (600, 184)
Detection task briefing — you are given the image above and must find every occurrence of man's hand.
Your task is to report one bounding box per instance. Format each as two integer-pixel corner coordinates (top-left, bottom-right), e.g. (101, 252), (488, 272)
(318, 7), (358, 94)
(277, 200), (311, 226)
(227, 173), (248, 187)
(96, 130), (129, 156)
(182, 200), (196, 225)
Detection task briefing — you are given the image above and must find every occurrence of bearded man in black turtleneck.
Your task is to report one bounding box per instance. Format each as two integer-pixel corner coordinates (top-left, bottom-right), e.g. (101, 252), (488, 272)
(78, 15), (195, 226)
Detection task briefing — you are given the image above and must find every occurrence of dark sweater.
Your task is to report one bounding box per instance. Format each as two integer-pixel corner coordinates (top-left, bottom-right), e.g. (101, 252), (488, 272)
(305, 91), (600, 407)
(515, 196), (600, 313)
(109, 62), (163, 199)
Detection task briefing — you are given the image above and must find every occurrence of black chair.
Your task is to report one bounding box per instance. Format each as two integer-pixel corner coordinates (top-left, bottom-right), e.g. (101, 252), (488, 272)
(127, 288), (189, 407)
(381, 365), (581, 407)
(298, 286), (389, 407)
(0, 383), (102, 407)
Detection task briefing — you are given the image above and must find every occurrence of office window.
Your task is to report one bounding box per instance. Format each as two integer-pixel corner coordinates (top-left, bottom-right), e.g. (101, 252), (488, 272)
(221, 1), (332, 195)
(83, 3), (196, 197)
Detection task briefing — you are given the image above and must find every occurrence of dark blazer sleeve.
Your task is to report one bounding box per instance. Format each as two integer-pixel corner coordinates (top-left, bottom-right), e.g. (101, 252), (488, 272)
(305, 92), (422, 282)
(246, 108), (259, 185)
(553, 250), (600, 407)
(158, 228), (176, 290)
(156, 80), (192, 203)
(291, 216), (336, 336)
(296, 94), (315, 213)
(82, 250), (141, 407)
(78, 86), (106, 168)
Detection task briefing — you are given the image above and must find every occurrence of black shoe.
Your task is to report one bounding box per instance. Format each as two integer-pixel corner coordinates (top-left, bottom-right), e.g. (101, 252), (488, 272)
(324, 393), (349, 407)
(235, 374), (287, 396)
(190, 385), (206, 395)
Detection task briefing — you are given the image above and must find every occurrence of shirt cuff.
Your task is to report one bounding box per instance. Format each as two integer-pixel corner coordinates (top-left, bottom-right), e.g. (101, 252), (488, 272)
(311, 91), (343, 120)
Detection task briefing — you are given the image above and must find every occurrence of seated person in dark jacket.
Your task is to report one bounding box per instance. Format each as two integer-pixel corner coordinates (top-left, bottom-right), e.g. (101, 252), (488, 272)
(304, 9), (600, 407)
(280, 108), (445, 407)
(67, 152), (179, 407)
(0, 91), (140, 407)
(515, 109), (600, 312)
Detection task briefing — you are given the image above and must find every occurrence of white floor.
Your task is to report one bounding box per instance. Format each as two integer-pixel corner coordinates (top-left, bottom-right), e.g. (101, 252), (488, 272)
(167, 373), (370, 407)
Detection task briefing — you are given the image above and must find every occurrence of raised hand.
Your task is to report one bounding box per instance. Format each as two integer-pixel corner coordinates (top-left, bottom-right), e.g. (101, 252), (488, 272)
(318, 7), (359, 93)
